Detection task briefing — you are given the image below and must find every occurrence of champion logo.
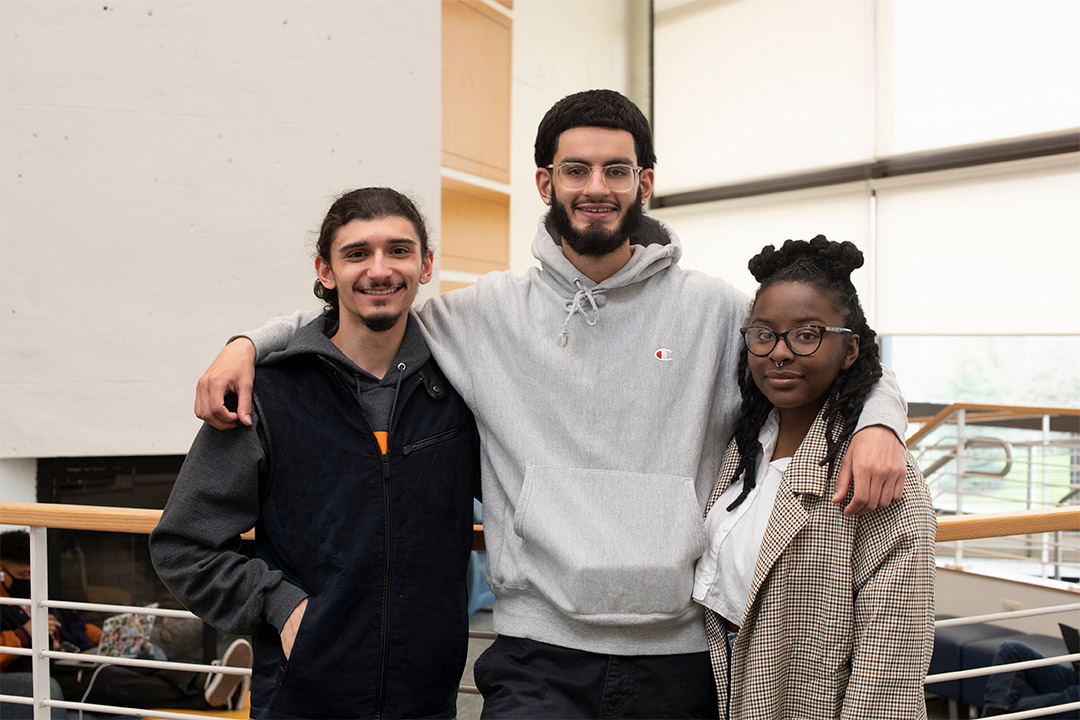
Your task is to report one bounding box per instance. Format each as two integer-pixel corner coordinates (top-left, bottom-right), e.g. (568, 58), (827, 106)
(654, 348), (673, 362)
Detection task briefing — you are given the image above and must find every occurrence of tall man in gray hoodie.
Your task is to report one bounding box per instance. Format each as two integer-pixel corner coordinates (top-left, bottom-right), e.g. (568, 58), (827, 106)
(193, 91), (910, 718)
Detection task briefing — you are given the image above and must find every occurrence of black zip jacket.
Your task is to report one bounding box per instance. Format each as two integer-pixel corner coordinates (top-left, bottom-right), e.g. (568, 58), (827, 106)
(152, 316), (479, 719)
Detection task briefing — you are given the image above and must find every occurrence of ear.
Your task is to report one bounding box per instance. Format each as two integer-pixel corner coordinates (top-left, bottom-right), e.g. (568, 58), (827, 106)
(536, 166), (553, 206)
(639, 167), (655, 204)
(840, 333), (860, 371)
(418, 248), (434, 285)
(315, 256), (336, 291)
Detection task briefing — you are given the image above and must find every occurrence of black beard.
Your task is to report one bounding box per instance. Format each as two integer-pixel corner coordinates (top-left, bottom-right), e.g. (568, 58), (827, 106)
(361, 312), (401, 333)
(548, 187), (645, 258)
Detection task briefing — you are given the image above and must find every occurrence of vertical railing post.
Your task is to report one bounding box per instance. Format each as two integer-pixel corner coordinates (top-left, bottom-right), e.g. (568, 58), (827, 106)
(29, 526), (50, 720)
(955, 409), (966, 566)
(1041, 414), (1052, 577)
(1026, 445), (1035, 512)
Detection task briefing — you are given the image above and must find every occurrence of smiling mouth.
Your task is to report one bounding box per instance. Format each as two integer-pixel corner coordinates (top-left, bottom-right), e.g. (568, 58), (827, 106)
(356, 285), (404, 296)
(575, 205), (616, 216)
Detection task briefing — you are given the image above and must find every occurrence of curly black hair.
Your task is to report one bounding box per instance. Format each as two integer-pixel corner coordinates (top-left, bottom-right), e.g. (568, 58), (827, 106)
(725, 235), (883, 511)
(0, 530), (30, 564)
(533, 89), (656, 170)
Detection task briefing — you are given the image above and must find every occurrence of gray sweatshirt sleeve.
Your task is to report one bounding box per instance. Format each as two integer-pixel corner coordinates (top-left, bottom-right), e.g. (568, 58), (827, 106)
(150, 407), (307, 635)
(414, 286), (481, 407)
(853, 365), (909, 442)
(234, 309), (321, 364)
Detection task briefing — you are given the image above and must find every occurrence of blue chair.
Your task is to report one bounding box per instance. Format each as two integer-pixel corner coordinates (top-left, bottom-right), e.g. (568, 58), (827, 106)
(466, 499), (495, 615)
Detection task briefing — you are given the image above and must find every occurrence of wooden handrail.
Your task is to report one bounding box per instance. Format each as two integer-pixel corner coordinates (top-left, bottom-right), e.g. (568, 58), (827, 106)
(0, 502), (486, 551)
(3, 501), (1076, 547)
(907, 403), (1080, 447)
(935, 506), (1079, 543)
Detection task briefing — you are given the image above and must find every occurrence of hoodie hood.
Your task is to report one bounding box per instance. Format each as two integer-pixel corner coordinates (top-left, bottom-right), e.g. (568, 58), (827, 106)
(263, 310), (430, 386)
(532, 211), (683, 346)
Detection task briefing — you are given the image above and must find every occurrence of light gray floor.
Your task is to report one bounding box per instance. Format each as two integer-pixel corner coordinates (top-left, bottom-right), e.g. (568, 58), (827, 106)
(457, 608), (494, 720)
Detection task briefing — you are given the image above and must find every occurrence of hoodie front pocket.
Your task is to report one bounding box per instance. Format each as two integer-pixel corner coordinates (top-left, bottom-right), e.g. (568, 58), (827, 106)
(512, 465), (706, 624)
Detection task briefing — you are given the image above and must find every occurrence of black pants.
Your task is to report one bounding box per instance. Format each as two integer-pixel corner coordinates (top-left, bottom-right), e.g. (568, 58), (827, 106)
(474, 635), (719, 719)
(53, 663), (210, 711)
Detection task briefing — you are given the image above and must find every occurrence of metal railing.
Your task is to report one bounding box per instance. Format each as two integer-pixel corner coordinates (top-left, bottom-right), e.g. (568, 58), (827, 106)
(2, 501), (1079, 719)
(908, 404), (1080, 577)
(925, 603), (1080, 720)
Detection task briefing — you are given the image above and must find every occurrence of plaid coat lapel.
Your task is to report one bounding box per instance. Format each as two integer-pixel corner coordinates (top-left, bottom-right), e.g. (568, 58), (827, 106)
(742, 405), (833, 620)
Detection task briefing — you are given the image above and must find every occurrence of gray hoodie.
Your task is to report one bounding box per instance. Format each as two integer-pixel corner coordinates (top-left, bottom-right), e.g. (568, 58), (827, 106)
(245, 213), (906, 655)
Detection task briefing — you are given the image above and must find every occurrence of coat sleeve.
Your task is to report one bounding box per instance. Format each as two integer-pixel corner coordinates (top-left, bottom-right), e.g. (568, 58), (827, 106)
(149, 404), (307, 635)
(842, 457), (937, 719)
(238, 309), (322, 363)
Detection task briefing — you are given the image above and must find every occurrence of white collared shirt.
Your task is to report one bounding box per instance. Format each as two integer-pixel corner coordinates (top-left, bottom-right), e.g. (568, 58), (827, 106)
(693, 410), (790, 626)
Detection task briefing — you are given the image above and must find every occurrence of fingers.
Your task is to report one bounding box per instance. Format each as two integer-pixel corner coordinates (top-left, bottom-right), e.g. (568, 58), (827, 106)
(232, 363), (254, 427)
(832, 458), (852, 506)
(838, 425), (908, 516)
(842, 465), (886, 517)
(235, 384), (253, 427)
(194, 339), (257, 430)
(196, 375), (239, 430)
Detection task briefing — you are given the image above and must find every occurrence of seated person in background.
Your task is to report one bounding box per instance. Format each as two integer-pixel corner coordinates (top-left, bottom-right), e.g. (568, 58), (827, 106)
(981, 639), (1080, 718)
(1, 530), (251, 711)
(692, 237), (937, 719)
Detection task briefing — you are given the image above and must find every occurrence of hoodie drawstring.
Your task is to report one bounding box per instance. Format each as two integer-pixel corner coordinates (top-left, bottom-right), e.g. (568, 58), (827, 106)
(386, 362), (406, 434)
(557, 278), (600, 347)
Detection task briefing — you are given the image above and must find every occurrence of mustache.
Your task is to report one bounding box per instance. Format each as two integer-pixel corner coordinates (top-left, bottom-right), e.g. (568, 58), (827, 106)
(353, 280), (405, 291)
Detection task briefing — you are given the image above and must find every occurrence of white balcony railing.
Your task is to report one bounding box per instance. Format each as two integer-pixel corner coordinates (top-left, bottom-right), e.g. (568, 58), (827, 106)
(1, 501), (1079, 719)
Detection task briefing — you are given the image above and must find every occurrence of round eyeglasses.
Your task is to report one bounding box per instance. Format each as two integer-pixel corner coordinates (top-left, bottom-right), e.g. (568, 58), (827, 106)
(740, 325), (853, 357)
(546, 162), (642, 193)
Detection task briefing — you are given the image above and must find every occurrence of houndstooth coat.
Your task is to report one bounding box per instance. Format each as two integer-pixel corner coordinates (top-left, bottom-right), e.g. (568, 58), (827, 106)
(703, 407), (937, 719)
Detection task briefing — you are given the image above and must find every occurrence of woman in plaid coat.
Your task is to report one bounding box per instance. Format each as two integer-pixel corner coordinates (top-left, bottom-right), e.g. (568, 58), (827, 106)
(692, 236), (936, 719)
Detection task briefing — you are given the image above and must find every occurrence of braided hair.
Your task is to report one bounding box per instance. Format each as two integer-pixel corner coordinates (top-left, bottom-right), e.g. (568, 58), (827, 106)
(725, 235), (883, 511)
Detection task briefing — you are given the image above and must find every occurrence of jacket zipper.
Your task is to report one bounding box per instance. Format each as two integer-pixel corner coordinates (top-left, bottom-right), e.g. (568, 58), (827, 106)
(326, 357), (421, 717)
(401, 425), (466, 455)
(376, 449), (392, 719)
(372, 365), (414, 719)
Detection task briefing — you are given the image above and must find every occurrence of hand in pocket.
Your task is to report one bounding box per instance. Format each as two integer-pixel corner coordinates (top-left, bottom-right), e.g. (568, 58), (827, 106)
(280, 597), (308, 660)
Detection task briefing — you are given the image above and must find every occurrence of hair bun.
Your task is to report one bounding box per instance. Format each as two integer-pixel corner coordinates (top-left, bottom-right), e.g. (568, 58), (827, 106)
(748, 234), (863, 283)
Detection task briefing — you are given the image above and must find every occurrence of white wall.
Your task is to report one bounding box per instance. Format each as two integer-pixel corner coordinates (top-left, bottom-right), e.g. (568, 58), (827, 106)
(653, 183), (874, 304)
(0, 0), (442, 459)
(654, 0), (876, 192)
(936, 567), (1079, 636)
(650, 0), (1080, 354)
(0, 458), (36, 532)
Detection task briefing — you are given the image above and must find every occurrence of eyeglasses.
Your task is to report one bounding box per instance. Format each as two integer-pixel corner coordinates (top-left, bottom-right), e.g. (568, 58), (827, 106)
(546, 162), (642, 193)
(740, 325), (852, 357)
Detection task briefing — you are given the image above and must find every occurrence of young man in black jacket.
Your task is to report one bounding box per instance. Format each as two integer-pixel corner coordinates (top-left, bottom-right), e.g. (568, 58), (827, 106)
(150, 188), (480, 719)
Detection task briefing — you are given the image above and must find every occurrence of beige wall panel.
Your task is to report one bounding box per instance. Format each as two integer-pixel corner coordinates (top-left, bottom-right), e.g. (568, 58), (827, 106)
(441, 180), (510, 273)
(442, 0), (512, 183)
